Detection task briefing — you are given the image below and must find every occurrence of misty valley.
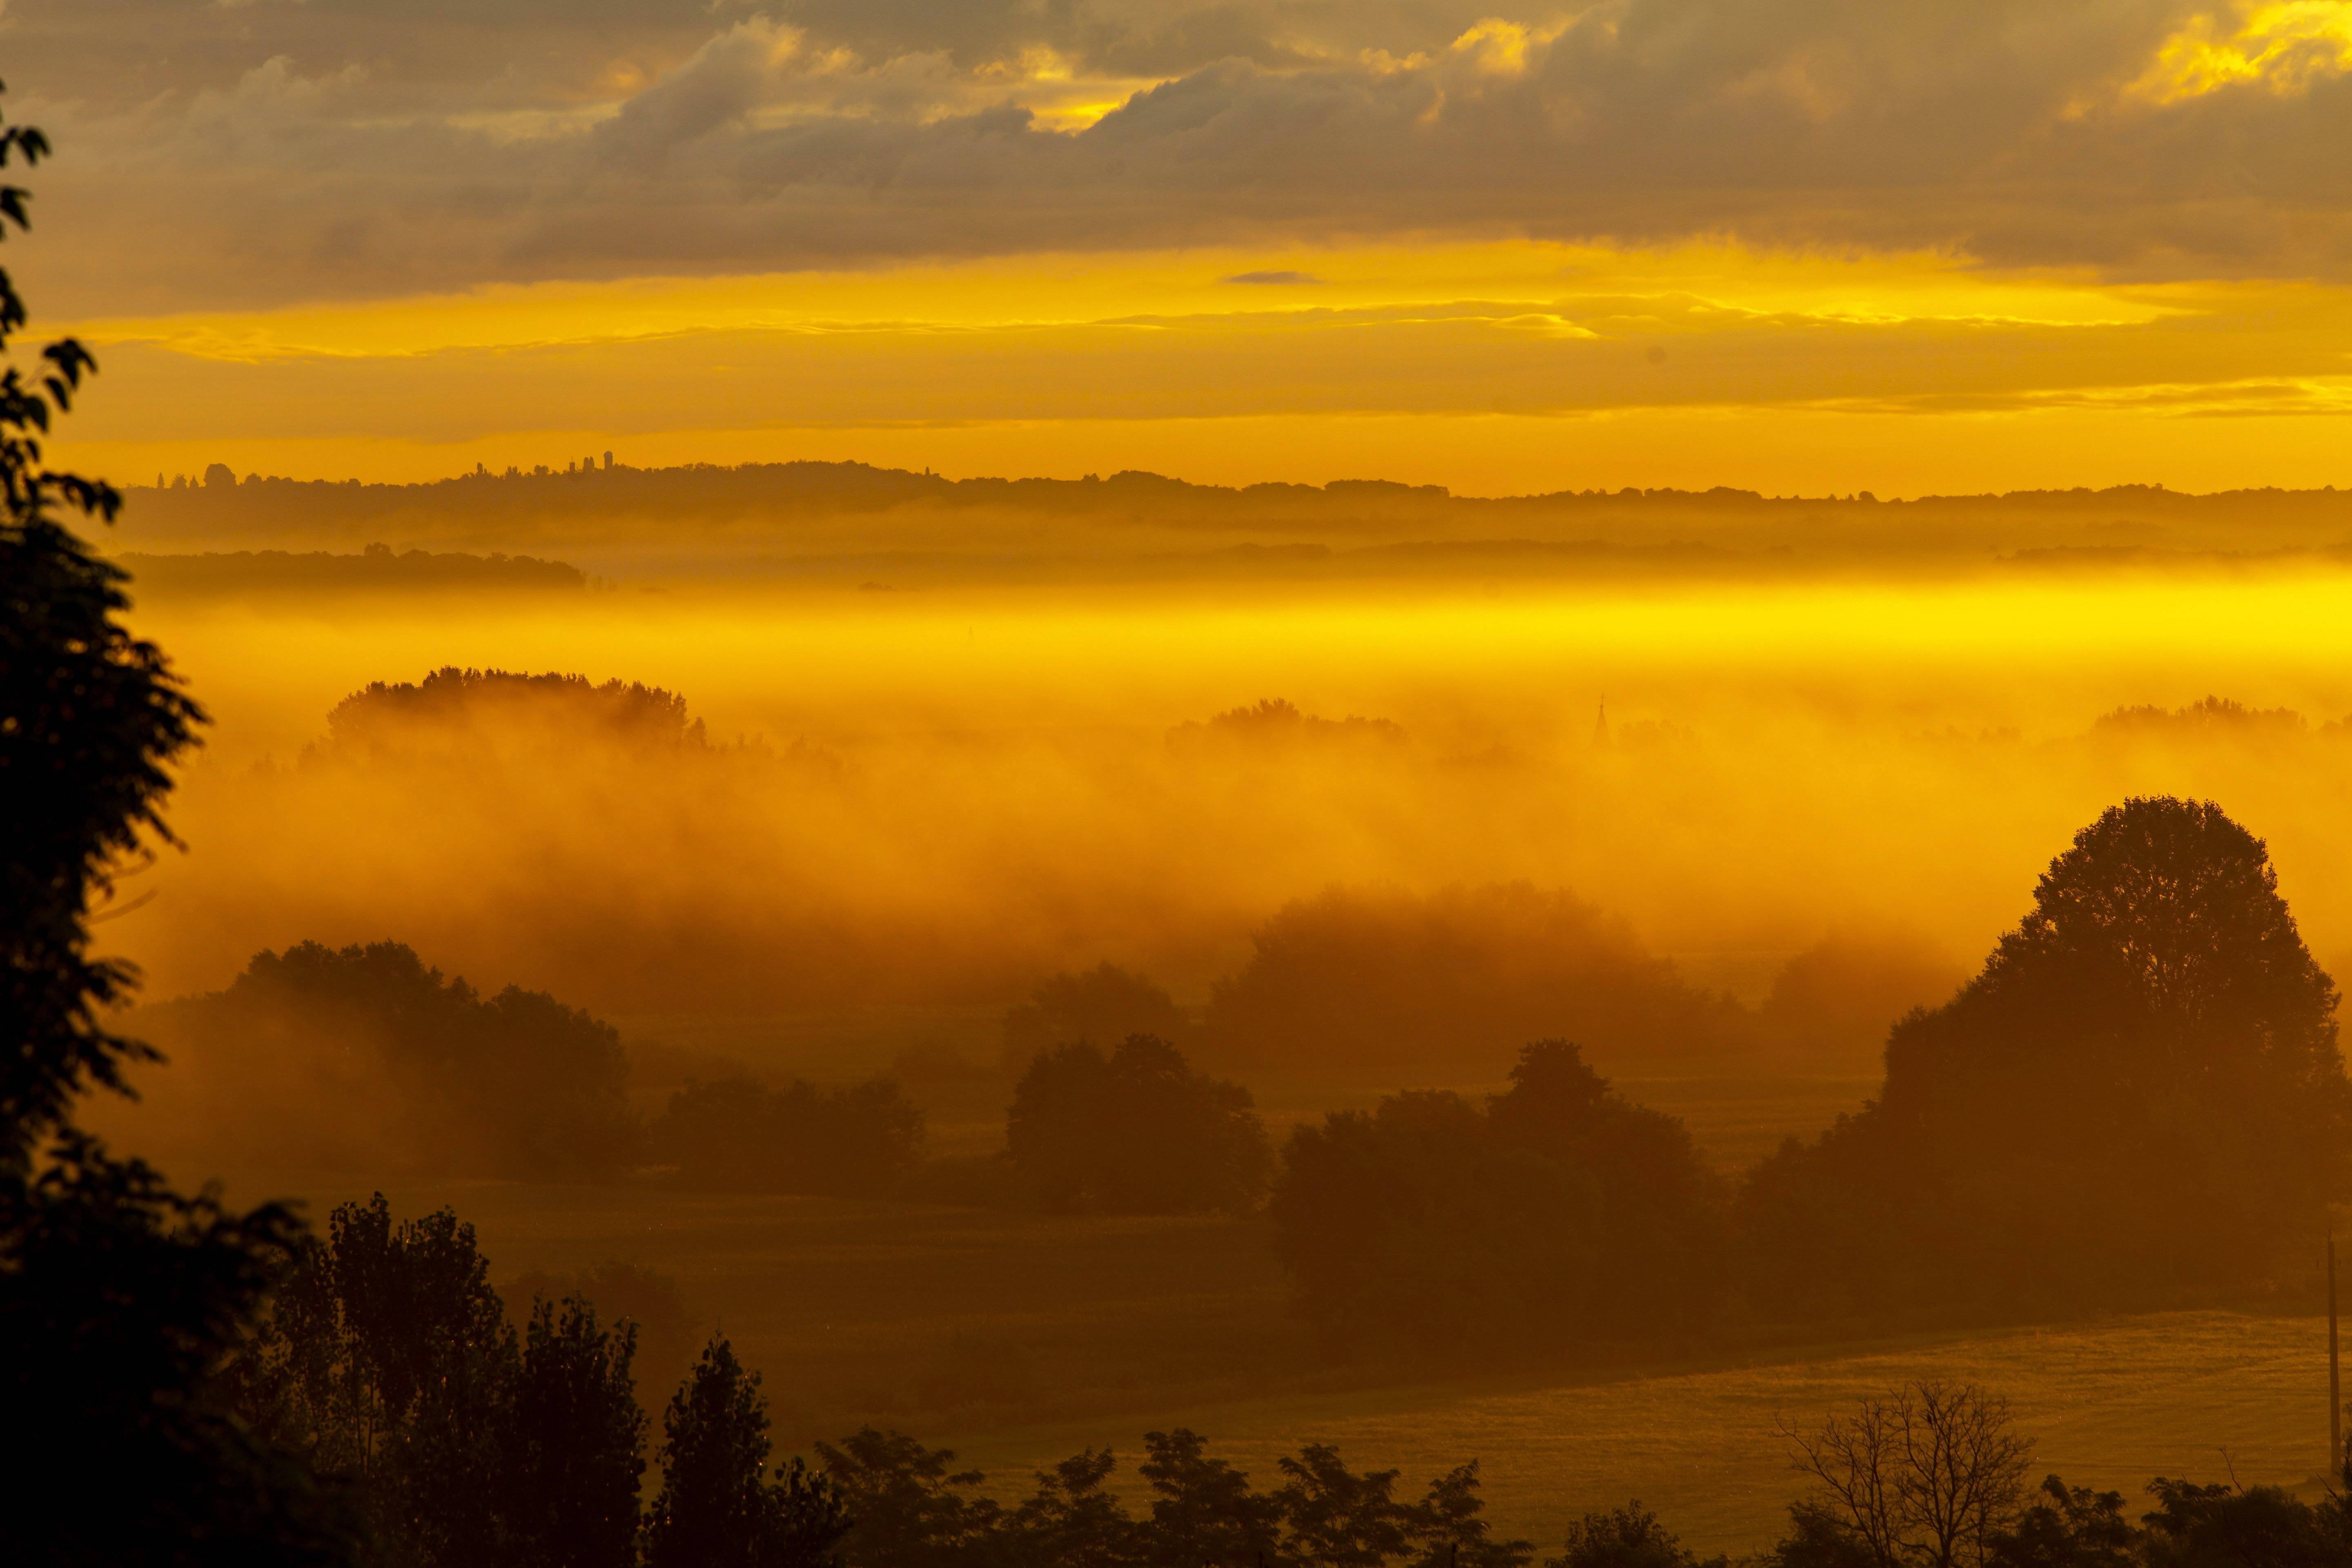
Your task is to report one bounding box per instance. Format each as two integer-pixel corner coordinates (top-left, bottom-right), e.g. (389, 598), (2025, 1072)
(33, 496), (2352, 1564)
(24, 10), (2352, 1556)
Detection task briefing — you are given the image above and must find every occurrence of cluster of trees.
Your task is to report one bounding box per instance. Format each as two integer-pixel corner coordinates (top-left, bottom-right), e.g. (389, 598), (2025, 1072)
(973, 797), (2343, 1347)
(811, 1427), (1535, 1568)
(228, 1203), (2352, 1568)
(132, 938), (931, 1196)
(1742, 797), (2348, 1322)
(1766, 1380), (2352, 1568)
(131, 794), (2348, 1346)
(230, 1192), (852, 1568)
(2090, 695), (2309, 744)
(141, 940), (636, 1180)
(1005, 1033), (1271, 1213)
(1253, 797), (2352, 1348)
(323, 667), (709, 756)
(1167, 697), (1410, 751)
(1000, 963), (1196, 1076)
(1272, 1040), (1724, 1350)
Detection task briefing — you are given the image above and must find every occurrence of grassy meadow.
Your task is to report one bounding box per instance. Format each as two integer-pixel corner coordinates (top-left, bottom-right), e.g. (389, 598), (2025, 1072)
(285, 1078), (2332, 1561)
(950, 1310), (2337, 1556)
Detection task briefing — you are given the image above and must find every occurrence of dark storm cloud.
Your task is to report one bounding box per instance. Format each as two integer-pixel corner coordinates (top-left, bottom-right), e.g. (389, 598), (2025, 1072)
(10, 0), (2348, 314)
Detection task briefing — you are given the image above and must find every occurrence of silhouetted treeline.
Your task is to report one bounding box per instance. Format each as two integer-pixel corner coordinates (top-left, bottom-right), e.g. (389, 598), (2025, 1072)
(1274, 1040), (1725, 1352)
(1168, 697), (1410, 751)
(1761, 1379), (2352, 1568)
(1251, 796), (2351, 1344)
(2091, 694), (2312, 744)
(648, 1075), (925, 1196)
(220, 1197), (1544, 1568)
(119, 458), (2352, 567)
(140, 940), (635, 1180)
(810, 1426), (1535, 1568)
(237, 1196), (645, 1568)
(116, 546), (584, 596)
(1165, 793), (2345, 1350)
(1742, 797), (2348, 1321)
(219, 1196), (2352, 1568)
(137, 937), (936, 1197)
(324, 668), (708, 756)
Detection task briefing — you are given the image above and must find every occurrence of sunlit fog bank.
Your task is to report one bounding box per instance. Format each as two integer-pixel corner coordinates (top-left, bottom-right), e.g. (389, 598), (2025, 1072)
(100, 561), (2352, 1120)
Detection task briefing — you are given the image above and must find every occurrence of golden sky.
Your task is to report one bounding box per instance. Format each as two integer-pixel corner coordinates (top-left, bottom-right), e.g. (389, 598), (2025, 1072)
(23, 0), (2352, 493)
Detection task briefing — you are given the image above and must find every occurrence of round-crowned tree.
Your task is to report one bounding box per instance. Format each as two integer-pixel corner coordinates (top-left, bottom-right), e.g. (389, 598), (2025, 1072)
(1744, 797), (2348, 1317)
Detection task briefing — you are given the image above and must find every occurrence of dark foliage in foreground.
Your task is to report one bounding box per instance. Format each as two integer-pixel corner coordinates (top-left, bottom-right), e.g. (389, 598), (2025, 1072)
(1272, 1039), (1724, 1351)
(646, 1339), (849, 1568)
(813, 1424), (1533, 1568)
(0, 85), (367, 1566)
(3, 1138), (361, 1565)
(236, 1195), (645, 1568)
(1766, 1467), (2352, 1568)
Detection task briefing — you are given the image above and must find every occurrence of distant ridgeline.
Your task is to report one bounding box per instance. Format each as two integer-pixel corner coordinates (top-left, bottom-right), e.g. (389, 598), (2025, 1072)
(115, 459), (2352, 562)
(117, 544), (584, 593)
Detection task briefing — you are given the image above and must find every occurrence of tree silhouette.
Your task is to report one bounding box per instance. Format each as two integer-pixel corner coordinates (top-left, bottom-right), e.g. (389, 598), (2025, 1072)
(1271, 1041), (1723, 1352)
(1410, 1461), (1535, 1568)
(1275, 1444), (1414, 1567)
(0, 80), (362, 1564)
(1552, 1503), (1718, 1568)
(1007, 1447), (1144, 1567)
(647, 1336), (850, 1568)
(1140, 1428), (1285, 1566)
(1002, 963), (1193, 1076)
(505, 1297), (646, 1568)
(1743, 797), (2350, 1317)
(1006, 1033), (1270, 1213)
(165, 940), (637, 1181)
(1783, 1383), (2032, 1568)
(243, 1196), (516, 1568)
(0, 136), (197, 1153)
(815, 1427), (1006, 1568)
(1985, 1478), (2136, 1568)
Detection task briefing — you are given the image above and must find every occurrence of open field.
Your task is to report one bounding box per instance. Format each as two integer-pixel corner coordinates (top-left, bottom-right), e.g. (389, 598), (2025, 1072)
(949, 1310), (2337, 1557)
(241, 1163), (2334, 1559)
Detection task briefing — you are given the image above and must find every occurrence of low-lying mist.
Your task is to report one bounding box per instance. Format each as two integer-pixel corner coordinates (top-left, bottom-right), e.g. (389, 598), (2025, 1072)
(102, 562), (2352, 1118)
